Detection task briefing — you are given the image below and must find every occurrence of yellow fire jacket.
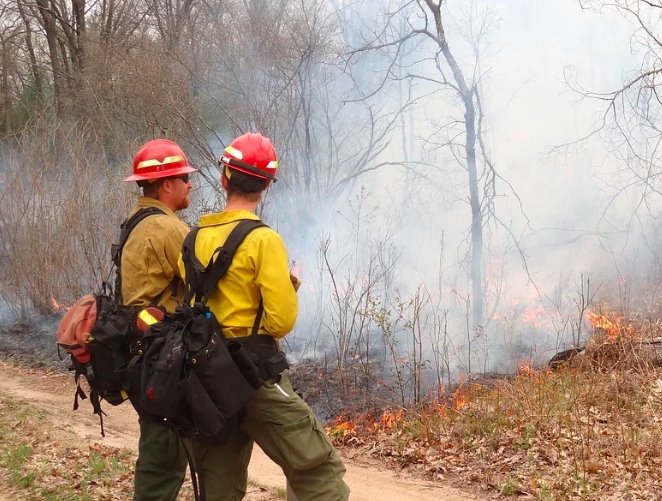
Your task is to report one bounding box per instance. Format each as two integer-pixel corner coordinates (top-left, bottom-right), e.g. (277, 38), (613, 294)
(120, 197), (189, 313)
(178, 210), (298, 339)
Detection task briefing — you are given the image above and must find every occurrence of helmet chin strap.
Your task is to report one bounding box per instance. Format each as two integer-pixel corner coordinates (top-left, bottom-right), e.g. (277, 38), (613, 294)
(221, 157), (277, 182)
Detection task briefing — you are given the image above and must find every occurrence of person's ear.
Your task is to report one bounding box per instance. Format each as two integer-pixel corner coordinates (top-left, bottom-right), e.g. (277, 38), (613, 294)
(160, 178), (173, 194)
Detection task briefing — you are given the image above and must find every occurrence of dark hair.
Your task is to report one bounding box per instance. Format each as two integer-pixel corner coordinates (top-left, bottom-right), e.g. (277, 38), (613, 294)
(224, 168), (269, 196)
(137, 179), (164, 197)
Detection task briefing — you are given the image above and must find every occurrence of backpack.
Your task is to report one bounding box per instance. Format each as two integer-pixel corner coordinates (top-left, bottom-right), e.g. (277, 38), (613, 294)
(135, 219), (271, 442)
(56, 207), (165, 434)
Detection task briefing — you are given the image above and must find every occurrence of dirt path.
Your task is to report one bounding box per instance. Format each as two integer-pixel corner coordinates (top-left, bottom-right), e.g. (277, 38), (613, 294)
(0, 360), (481, 500)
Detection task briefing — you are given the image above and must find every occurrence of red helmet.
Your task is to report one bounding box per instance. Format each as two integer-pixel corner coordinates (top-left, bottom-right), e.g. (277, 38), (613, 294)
(124, 139), (197, 182)
(219, 133), (278, 182)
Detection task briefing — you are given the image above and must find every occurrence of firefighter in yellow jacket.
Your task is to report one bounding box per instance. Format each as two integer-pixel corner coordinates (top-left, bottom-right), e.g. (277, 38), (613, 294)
(178, 133), (350, 501)
(122, 139), (197, 500)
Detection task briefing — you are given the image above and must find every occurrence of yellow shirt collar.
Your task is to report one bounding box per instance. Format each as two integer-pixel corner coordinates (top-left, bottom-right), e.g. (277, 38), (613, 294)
(199, 209), (260, 227)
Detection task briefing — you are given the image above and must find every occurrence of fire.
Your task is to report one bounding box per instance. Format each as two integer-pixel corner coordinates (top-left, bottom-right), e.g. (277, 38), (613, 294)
(493, 296), (560, 330)
(517, 362), (534, 376)
(587, 311), (635, 341)
(327, 409), (407, 439)
(50, 297), (67, 312)
(326, 416), (357, 439)
(452, 387), (469, 410)
(376, 409), (403, 431)
(519, 303), (552, 328)
(453, 394), (467, 410)
(333, 420), (356, 433)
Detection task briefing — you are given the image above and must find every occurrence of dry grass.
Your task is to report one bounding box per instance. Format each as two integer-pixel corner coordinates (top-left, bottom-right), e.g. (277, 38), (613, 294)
(328, 331), (662, 499)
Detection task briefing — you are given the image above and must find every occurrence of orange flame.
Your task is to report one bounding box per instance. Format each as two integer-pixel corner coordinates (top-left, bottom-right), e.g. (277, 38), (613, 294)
(326, 417), (357, 439)
(326, 410), (406, 439)
(453, 394), (467, 410)
(452, 386), (469, 410)
(50, 297), (67, 312)
(376, 409), (403, 431)
(334, 420), (356, 433)
(517, 362), (534, 376)
(587, 311), (635, 341)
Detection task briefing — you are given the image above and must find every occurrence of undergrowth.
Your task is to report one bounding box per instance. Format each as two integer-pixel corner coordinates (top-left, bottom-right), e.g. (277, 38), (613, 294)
(328, 333), (662, 499)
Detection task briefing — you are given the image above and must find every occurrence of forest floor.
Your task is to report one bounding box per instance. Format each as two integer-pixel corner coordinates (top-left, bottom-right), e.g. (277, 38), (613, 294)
(0, 316), (661, 500)
(0, 320), (480, 501)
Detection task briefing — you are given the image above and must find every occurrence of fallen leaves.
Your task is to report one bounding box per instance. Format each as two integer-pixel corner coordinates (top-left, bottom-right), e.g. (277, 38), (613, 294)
(332, 366), (662, 500)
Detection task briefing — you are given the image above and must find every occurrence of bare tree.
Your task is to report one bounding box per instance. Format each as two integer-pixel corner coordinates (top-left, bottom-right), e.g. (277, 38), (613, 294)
(347, 0), (528, 328)
(571, 1), (662, 215)
(182, 0), (408, 221)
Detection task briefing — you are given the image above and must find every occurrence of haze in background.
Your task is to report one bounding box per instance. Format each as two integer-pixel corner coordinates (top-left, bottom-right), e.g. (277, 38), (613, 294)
(273, 0), (649, 374)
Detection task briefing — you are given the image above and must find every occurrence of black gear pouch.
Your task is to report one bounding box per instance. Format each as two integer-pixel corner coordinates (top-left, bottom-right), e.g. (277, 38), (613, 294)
(242, 343), (290, 382)
(179, 370), (225, 436)
(89, 295), (142, 404)
(138, 322), (186, 418)
(186, 313), (258, 418)
(263, 350), (290, 381)
(227, 341), (261, 389)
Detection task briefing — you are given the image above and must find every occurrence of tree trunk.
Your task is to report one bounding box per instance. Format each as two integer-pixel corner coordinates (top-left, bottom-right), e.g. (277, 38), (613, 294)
(1, 39), (12, 132)
(17, 0), (43, 108)
(464, 94), (484, 327)
(428, 1), (484, 327)
(36, 0), (64, 110)
(71, 0), (86, 71)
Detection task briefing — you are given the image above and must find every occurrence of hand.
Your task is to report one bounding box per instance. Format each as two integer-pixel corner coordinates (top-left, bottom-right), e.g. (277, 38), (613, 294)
(289, 274), (301, 292)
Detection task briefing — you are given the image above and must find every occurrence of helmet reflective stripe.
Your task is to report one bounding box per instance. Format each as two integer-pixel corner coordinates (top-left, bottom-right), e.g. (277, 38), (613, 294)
(125, 139), (197, 182)
(224, 145), (243, 160)
(136, 155), (185, 170)
(218, 133), (278, 182)
(222, 155), (276, 172)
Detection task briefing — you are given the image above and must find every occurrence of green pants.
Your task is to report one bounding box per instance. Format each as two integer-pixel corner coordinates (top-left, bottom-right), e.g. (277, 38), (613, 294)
(133, 416), (188, 501)
(195, 373), (349, 501)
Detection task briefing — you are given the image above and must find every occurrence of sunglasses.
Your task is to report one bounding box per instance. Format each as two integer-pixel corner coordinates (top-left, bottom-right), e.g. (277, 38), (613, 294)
(170, 173), (190, 183)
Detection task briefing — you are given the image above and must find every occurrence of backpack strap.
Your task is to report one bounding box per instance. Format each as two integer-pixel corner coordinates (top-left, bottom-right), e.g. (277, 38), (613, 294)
(73, 364), (107, 437)
(248, 300), (265, 346)
(111, 207), (166, 302)
(182, 219), (267, 305)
